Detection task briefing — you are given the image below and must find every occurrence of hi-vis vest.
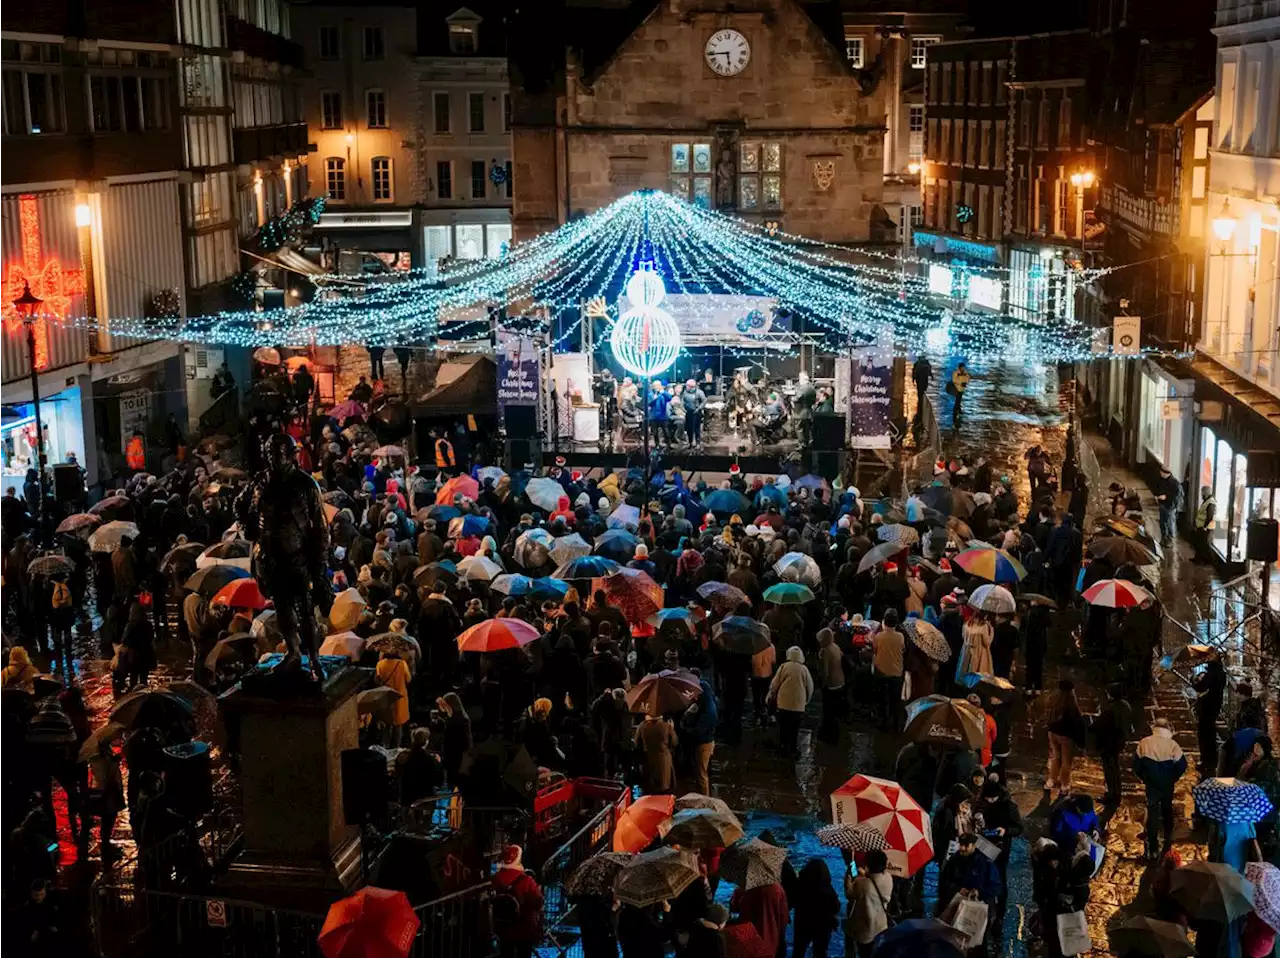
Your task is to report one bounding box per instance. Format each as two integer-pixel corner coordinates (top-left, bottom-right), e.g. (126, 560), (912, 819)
(435, 438), (455, 468)
(125, 436), (146, 470)
(1195, 495), (1216, 529)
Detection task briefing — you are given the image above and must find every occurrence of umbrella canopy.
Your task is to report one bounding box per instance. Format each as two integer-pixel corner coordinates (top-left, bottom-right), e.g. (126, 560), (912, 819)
(252, 346), (281, 365)
(648, 607), (699, 634)
(901, 619), (950, 662)
(675, 793), (734, 815)
(514, 528), (555, 569)
(967, 584), (1016, 614)
(323, 490), (355, 509)
(613, 847), (699, 906)
(340, 423), (373, 443)
(204, 633), (257, 670)
(1019, 593), (1059, 609)
(357, 687), (402, 718)
(477, 465), (507, 485)
(318, 886), (419, 958)
(703, 488), (752, 517)
(613, 795), (676, 853)
(457, 618), (540, 653)
(904, 695), (986, 749)
(877, 523), (921, 547)
(448, 514), (491, 539)
(319, 632), (365, 660)
(1083, 578), (1153, 609)
(553, 555), (620, 580)
(109, 689), (195, 730)
(524, 477), (563, 512)
(606, 503), (642, 530)
(795, 474), (831, 493)
(210, 466), (248, 483)
(367, 633), (421, 663)
(196, 539), (253, 570)
(413, 561), (458, 589)
(88, 520), (140, 553)
(161, 542), (206, 573)
(696, 581), (751, 616)
(456, 554), (502, 582)
(211, 578), (269, 610)
(1088, 535), (1159, 565)
(869, 919), (967, 958)
(564, 852), (635, 898)
(330, 587), (368, 632)
(595, 529), (640, 562)
(626, 669), (702, 715)
(436, 475), (480, 506)
(952, 546), (1026, 583)
(1245, 861), (1280, 933)
(27, 554), (74, 577)
(720, 837), (788, 890)
(774, 552), (822, 586)
(184, 564), (251, 597)
(426, 504), (460, 522)
(89, 495), (133, 518)
(56, 513), (100, 536)
(763, 582), (815, 605)
(599, 568), (663, 623)
(78, 722), (125, 762)
(724, 923), (773, 958)
(1106, 916), (1195, 958)
(329, 399), (367, 422)
(712, 616), (772, 655)
(1192, 777), (1275, 824)
(1169, 860), (1255, 922)
(659, 808), (744, 849)
(957, 672), (1017, 704)
(371, 445), (406, 459)
(550, 533), (592, 565)
(1159, 644), (1217, 671)
(830, 773), (933, 877)
(858, 542), (909, 574)
(816, 823), (891, 853)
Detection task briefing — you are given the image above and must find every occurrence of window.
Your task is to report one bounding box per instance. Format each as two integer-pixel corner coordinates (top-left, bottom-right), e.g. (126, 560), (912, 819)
(436, 160), (452, 199)
(927, 63), (939, 104)
(325, 157), (345, 200)
(911, 35), (940, 69)
(966, 120), (978, 166)
(1058, 95), (1072, 148)
(909, 105), (924, 161)
(980, 120), (992, 168)
(371, 156), (391, 200)
(468, 92), (485, 133)
(321, 90), (341, 130)
(995, 121), (1006, 168)
(4, 69), (65, 134)
(670, 143), (713, 206)
(982, 63), (993, 105)
(449, 22), (477, 54)
(90, 76), (123, 131)
(318, 25), (339, 59)
(471, 160), (486, 199)
(738, 141), (782, 211)
(1242, 60), (1261, 152)
(366, 89), (386, 128)
(1219, 60), (1237, 149)
(363, 26), (384, 61)
(433, 92), (450, 134)
(1037, 97), (1050, 148)
(486, 224), (512, 258)
(845, 37), (864, 68)
(457, 224), (484, 259)
(940, 119), (952, 163)
(503, 92), (511, 132)
(505, 160), (513, 199)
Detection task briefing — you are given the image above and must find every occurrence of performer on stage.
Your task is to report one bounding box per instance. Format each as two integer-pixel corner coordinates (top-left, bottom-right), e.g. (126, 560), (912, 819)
(793, 371), (817, 448)
(648, 380), (670, 447)
(598, 367), (617, 435)
(682, 379), (708, 448)
(666, 381), (685, 447)
(753, 390), (787, 445)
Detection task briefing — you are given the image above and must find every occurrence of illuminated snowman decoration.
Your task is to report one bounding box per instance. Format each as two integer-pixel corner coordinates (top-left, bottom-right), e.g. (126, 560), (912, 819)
(610, 265), (681, 379)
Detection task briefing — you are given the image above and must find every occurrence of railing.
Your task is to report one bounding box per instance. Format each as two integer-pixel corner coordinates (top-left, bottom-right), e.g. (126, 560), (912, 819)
(907, 394), (942, 485)
(539, 802), (620, 956)
(1074, 419), (1103, 518)
(408, 883), (494, 958)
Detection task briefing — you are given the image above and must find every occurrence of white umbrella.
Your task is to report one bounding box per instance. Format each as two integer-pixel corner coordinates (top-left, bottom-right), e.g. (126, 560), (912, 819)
(968, 583), (1016, 614)
(195, 539), (253, 571)
(457, 554), (502, 582)
(550, 532), (592, 564)
(88, 520), (140, 553)
(253, 346), (281, 365)
(774, 552), (822, 586)
(525, 477), (563, 512)
(319, 631), (365, 660)
(607, 503), (641, 530)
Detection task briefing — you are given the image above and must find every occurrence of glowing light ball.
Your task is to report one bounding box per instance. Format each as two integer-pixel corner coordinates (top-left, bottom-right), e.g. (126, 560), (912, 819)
(610, 266), (681, 378)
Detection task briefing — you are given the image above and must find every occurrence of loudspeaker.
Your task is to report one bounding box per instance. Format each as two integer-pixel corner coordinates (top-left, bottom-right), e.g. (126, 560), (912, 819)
(1246, 518), (1279, 563)
(53, 463), (85, 504)
(813, 413), (846, 450)
(162, 740), (213, 818)
(504, 405), (538, 434)
(341, 747), (391, 825)
(812, 451), (843, 482)
(505, 437), (541, 473)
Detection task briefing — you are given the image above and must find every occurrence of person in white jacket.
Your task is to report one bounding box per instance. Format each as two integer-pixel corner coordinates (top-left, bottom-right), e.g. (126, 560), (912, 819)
(768, 646), (813, 756)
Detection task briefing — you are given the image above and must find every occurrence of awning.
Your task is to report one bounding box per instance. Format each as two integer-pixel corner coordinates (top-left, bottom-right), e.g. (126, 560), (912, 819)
(412, 356), (498, 418)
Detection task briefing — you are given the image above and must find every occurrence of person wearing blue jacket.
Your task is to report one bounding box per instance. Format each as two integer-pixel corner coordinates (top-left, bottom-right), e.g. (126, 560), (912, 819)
(681, 675), (718, 794)
(1048, 794), (1100, 857)
(1132, 719), (1187, 861)
(647, 381), (670, 447)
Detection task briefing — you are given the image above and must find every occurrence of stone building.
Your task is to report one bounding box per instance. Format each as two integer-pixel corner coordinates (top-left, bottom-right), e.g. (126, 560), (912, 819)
(510, 0), (889, 244)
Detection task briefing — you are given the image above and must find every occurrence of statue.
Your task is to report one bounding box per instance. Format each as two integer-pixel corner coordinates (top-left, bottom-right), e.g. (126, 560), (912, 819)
(235, 433), (329, 683)
(715, 148), (736, 209)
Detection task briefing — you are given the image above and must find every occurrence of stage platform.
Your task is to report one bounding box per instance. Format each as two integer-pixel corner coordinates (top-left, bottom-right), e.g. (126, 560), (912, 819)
(540, 447), (802, 477)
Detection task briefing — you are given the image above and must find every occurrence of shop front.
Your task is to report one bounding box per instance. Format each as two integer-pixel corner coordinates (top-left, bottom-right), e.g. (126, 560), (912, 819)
(1008, 246), (1078, 322)
(1134, 359), (1195, 481)
(1, 378), (88, 487)
(421, 208), (513, 277)
(1194, 400), (1280, 564)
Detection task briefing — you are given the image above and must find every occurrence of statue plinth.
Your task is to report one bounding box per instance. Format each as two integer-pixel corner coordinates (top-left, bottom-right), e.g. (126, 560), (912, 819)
(216, 664), (371, 911)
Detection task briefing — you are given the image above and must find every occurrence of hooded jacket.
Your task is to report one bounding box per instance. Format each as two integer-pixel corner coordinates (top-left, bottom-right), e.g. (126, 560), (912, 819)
(768, 646), (813, 713)
(681, 679), (719, 744)
(1132, 726), (1187, 800)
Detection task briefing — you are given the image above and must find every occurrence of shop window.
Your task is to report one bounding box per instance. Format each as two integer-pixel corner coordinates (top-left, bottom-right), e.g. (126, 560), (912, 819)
(486, 223), (512, 258)
(424, 225), (452, 265)
(325, 157), (345, 200)
(1231, 451), (1249, 560)
(456, 224), (483, 259)
(736, 141), (782, 211)
(371, 156), (391, 201)
(3, 69), (65, 134)
(909, 106), (924, 161)
(845, 37), (864, 69)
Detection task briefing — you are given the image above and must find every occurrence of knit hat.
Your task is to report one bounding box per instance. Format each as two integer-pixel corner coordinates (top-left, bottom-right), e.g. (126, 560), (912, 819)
(634, 543), (649, 559)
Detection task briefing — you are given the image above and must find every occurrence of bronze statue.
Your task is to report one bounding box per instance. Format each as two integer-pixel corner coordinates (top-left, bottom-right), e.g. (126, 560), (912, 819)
(234, 433), (329, 681)
(715, 148), (736, 209)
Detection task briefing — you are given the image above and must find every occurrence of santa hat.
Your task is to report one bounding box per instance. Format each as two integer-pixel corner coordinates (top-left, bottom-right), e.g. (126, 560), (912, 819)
(500, 844), (524, 870)
(938, 557), (952, 573)
(729, 464), (741, 476)
(555, 455), (567, 467)
(883, 561), (898, 575)
(940, 593), (958, 608)
(571, 470), (583, 483)
(933, 459), (947, 476)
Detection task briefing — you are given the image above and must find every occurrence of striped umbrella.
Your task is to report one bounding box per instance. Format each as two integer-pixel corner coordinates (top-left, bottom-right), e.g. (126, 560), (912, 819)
(1083, 578), (1153, 608)
(456, 618), (541, 653)
(953, 546), (1027, 583)
(1192, 777), (1275, 825)
(762, 582), (815, 605)
(829, 774), (933, 877)
(816, 823), (891, 853)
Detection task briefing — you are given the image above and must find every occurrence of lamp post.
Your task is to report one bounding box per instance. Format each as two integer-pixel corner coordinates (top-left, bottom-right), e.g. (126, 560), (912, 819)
(13, 281), (47, 543)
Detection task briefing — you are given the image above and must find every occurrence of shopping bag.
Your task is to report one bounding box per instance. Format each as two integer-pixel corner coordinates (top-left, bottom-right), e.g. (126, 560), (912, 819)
(1056, 911), (1091, 955)
(1086, 838), (1106, 877)
(901, 670), (913, 701)
(951, 899), (989, 949)
(975, 834), (1001, 861)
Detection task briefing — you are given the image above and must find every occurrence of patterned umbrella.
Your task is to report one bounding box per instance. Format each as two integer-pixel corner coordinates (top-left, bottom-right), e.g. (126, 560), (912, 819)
(456, 618), (540, 653)
(857, 542), (909, 574)
(1107, 916), (1195, 958)
(967, 583), (1016, 614)
(1019, 593), (1059, 609)
(357, 687), (401, 718)
(598, 568), (663, 623)
(712, 616), (772, 655)
(564, 852), (635, 898)
(901, 619), (950, 662)
(957, 672), (1017, 704)
(184, 564), (251, 597)
(88, 520), (141, 553)
(675, 793), (734, 815)
(252, 346), (281, 365)
(606, 503), (642, 530)
(1083, 578), (1153, 609)
(659, 808), (743, 849)
(56, 513), (100, 536)
(371, 445), (406, 459)
(27, 554), (74, 576)
(515, 528), (556, 569)
(524, 477), (563, 512)
(626, 669), (702, 715)
(953, 546), (1027, 584)
(552, 555), (620, 580)
(1088, 534), (1159, 566)
(161, 542), (206, 573)
(904, 695), (986, 749)
(1169, 860), (1255, 922)
(367, 632), (421, 663)
(448, 514), (491, 539)
(816, 823), (891, 853)
(613, 796), (676, 853)
(89, 495), (133, 519)
(877, 524), (921, 547)
(763, 583), (815, 605)
(436, 475), (480, 506)
(1245, 861), (1280, 932)
(1192, 777), (1275, 824)
(549, 533), (592, 565)
(720, 837), (788, 890)
(594, 529), (640, 562)
(696, 581), (751, 615)
(613, 847), (699, 906)
(830, 773), (933, 877)
(774, 552), (822, 586)
(1159, 644), (1217, 671)
(456, 555), (502, 582)
(211, 578), (270, 610)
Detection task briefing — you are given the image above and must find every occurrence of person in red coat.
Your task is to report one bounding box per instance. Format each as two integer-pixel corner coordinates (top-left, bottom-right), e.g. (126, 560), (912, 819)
(491, 844), (544, 958)
(729, 879), (789, 958)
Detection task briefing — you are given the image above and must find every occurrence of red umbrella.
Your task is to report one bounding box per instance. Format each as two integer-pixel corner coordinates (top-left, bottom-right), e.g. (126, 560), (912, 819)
(436, 475), (480, 505)
(319, 886), (419, 958)
(596, 568), (663, 623)
(456, 618), (541, 653)
(723, 921), (772, 958)
(1082, 578), (1153, 609)
(211, 578), (270, 611)
(613, 795), (676, 852)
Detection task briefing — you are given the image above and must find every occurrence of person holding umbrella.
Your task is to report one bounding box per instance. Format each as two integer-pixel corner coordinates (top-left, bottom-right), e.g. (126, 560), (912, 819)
(635, 711), (679, 794)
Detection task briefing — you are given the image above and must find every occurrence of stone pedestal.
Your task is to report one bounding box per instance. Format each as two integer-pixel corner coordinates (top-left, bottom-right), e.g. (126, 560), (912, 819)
(217, 665), (371, 910)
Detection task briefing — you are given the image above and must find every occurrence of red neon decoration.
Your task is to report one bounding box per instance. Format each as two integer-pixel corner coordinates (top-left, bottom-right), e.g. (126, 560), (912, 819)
(2, 194), (85, 370)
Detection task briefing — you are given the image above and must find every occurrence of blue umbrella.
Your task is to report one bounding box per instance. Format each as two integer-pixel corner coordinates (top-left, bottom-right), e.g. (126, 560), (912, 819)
(794, 474), (830, 493)
(870, 919), (966, 958)
(461, 514), (491, 538)
(428, 504), (460, 521)
(755, 485), (785, 508)
(1193, 777), (1275, 824)
(606, 503), (641, 530)
(703, 489), (751, 518)
(531, 577), (569, 599)
(595, 529), (640, 561)
(552, 555), (621, 580)
(647, 607), (698, 633)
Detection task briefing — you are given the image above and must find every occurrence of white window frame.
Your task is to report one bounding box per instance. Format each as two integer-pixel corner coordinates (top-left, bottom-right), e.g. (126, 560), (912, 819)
(909, 105), (925, 161)
(325, 156), (345, 200)
(912, 36), (941, 70)
(845, 37), (864, 69)
(366, 88), (387, 129)
(468, 92), (485, 133)
(371, 156), (392, 201)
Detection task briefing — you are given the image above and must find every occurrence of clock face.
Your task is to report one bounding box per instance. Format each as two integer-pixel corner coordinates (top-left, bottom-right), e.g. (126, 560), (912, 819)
(705, 29), (750, 76)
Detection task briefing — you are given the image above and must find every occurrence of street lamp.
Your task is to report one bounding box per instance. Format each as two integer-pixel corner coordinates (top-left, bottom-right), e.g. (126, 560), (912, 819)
(1212, 198), (1238, 243)
(13, 281), (48, 542)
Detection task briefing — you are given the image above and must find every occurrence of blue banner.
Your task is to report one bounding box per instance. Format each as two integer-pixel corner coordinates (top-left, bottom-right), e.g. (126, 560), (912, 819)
(497, 331), (539, 405)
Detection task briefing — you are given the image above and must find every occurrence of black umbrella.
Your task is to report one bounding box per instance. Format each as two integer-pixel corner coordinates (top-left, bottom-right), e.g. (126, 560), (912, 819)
(184, 564), (251, 596)
(323, 490), (355, 509)
(109, 689), (196, 733)
(458, 739), (538, 807)
(413, 561), (458, 588)
(161, 542), (207, 573)
(371, 401), (412, 442)
(712, 616), (772, 655)
(564, 852), (635, 898)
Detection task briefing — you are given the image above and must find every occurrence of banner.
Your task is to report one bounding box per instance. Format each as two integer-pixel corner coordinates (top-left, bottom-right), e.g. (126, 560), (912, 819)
(496, 331), (539, 405)
(848, 343), (893, 449)
(1112, 315), (1141, 355)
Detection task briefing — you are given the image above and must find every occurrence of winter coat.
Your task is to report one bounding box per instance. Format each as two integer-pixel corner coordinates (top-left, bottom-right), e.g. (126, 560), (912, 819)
(845, 872), (893, 944)
(681, 679), (718, 745)
(491, 866), (544, 942)
(938, 849), (1000, 905)
(730, 883), (788, 956)
(956, 620), (994, 677)
(817, 636), (845, 690)
(375, 658), (411, 726)
(767, 647), (813, 713)
(636, 716), (677, 792)
(1132, 727), (1187, 801)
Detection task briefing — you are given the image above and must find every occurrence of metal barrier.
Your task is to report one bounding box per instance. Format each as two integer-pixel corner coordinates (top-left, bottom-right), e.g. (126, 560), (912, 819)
(907, 395), (941, 485)
(408, 882), (494, 958)
(539, 801), (620, 956)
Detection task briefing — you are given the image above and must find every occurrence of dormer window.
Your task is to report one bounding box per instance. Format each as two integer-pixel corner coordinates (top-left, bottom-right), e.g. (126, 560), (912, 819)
(447, 8), (481, 54)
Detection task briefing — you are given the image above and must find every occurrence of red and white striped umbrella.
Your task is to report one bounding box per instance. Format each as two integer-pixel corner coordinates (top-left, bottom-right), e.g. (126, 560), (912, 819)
(829, 774), (933, 877)
(1082, 577), (1153, 609)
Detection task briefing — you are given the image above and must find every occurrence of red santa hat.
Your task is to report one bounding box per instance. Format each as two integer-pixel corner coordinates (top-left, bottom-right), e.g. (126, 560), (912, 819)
(729, 463), (741, 476)
(554, 455), (567, 468)
(500, 844), (524, 869)
(570, 470), (583, 483)
(883, 561), (899, 575)
(938, 557), (953, 573)
(933, 458), (947, 476)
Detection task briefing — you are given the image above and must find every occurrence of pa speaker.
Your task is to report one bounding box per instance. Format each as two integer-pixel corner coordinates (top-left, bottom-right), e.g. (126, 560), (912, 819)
(341, 747), (391, 825)
(506, 437), (540, 473)
(505, 405), (538, 434)
(53, 463), (85, 504)
(162, 740), (213, 818)
(813, 413), (846, 450)
(812, 451), (843, 482)
(1246, 518), (1279, 563)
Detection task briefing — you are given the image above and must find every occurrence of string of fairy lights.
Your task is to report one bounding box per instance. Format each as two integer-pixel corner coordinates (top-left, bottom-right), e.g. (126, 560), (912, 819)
(33, 190), (1156, 362)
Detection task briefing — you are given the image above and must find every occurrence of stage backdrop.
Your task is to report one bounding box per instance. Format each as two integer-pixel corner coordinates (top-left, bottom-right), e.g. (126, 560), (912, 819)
(497, 331), (539, 406)
(848, 342), (893, 449)
(662, 295), (784, 346)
